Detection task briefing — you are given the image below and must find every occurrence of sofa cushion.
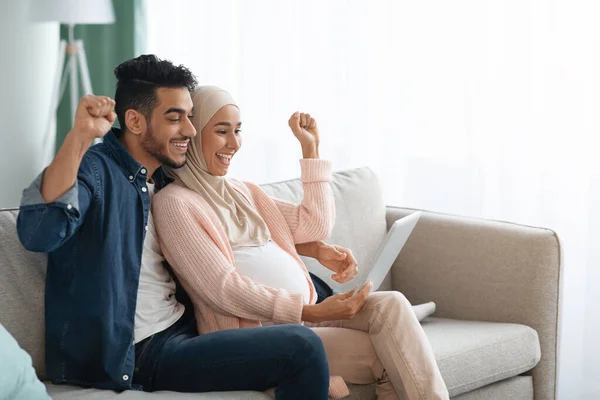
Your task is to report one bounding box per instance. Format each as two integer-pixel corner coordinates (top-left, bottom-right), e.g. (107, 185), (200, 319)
(47, 384), (380, 400)
(45, 384), (271, 399)
(261, 167), (389, 293)
(452, 376), (533, 400)
(0, 208), (47, 380)
(423, 318), (541, 397)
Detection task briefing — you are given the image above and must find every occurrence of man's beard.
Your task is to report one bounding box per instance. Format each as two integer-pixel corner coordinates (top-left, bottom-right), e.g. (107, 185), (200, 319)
(141, 125), (186, 169)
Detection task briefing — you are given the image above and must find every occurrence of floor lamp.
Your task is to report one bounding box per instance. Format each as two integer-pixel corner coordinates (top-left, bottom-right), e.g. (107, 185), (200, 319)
(29, 0), (115, 156)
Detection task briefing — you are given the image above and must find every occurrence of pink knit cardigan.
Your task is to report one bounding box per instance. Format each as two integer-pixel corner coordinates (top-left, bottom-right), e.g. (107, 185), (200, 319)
(153, 159), (349, 398)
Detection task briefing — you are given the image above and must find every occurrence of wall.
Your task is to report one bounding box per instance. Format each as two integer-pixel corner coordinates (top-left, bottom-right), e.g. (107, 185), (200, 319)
(0, 1), (58, 208)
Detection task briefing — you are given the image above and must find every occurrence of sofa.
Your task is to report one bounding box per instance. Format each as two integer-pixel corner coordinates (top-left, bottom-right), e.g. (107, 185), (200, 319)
(0, 167), (560, 399)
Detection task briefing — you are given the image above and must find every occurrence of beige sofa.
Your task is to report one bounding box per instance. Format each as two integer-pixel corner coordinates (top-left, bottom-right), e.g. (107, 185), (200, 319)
(0, 167), (560, 399)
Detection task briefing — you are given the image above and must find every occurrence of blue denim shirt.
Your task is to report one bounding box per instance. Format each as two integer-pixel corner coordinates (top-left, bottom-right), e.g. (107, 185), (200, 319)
(17, 129), (168, 390)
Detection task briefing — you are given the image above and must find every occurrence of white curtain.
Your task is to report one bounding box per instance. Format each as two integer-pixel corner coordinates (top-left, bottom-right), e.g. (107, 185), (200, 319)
(145, 1), (600, 398)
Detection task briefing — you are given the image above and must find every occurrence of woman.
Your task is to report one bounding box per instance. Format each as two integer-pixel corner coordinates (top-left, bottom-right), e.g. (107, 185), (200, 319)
(153, 86), (449, 400)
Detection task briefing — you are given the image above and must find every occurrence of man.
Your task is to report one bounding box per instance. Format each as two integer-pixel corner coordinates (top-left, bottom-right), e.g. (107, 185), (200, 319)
(17, 55), (360, 399)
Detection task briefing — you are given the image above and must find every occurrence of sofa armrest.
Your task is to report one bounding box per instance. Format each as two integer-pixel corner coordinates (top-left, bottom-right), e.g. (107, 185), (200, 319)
(387, 206), (560, 400)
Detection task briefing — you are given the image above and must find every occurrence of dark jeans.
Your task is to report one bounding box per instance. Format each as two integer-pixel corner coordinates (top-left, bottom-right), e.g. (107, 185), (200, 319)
(133, 310), (329, 399)
(310, 272), (337, 303)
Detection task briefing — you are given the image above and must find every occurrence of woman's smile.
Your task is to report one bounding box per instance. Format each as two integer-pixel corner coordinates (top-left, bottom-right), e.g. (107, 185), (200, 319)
(216, 152), (233, 165)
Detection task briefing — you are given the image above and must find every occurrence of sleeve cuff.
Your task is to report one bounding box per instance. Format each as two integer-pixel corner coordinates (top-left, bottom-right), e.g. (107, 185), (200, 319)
(272, 291), (304, 325)
(20, 170), (80, 211)
(299, 159), (332, 183)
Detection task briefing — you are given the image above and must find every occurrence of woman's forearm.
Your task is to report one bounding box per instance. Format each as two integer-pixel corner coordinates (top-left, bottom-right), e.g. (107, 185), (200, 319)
(301, 143), (319, 159)
(295, 241), (327, 259)
(271, 159), (335, 243)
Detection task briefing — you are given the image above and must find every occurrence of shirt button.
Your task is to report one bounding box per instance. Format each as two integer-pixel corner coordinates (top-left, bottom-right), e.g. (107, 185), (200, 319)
(122, 374), (129, 381)
(141, 168), (147, 175)
(128, 175), (134, 181)
(145, 225), (148, 231)
(66, 204), (72, 210)
(141, 187), (147, 193)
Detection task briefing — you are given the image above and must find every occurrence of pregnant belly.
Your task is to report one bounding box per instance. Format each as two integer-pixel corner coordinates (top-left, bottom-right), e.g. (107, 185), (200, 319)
(232, 241), (311, 304)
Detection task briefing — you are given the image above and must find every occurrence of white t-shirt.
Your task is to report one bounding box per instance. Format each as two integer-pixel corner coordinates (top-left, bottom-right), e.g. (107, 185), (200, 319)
(134, 182), (185, 344)
(232, 241), (311, 305)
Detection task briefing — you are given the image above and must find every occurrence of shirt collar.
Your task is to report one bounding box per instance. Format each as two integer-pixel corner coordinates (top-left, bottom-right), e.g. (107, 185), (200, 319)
(103, 128), (170, 189)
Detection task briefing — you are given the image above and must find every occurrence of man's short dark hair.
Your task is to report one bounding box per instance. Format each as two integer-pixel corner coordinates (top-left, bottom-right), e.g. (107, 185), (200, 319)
(113, 54), (197, 137)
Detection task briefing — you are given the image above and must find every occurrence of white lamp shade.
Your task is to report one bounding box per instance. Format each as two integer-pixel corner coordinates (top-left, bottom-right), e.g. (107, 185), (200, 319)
(29, 0), (115, 25)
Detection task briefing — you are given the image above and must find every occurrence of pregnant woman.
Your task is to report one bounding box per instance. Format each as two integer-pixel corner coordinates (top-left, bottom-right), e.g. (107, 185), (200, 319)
(153, 86), (449, 400)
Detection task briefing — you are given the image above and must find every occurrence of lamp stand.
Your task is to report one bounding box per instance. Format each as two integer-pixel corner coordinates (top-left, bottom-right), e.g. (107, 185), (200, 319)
(45, 24), (94, 159)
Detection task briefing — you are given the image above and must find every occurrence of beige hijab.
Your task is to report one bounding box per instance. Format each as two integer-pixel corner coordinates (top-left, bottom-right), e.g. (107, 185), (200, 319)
(169, 86), (271, 248)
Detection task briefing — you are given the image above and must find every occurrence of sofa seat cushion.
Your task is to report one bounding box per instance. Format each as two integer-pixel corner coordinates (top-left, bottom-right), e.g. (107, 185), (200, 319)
(45, 384), (272, 400)
(46, 383), (383, 400)
(423, 318), (541, 397)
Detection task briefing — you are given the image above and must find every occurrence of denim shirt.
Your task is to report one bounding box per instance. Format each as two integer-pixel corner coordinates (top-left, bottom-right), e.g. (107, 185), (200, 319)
(17, 129), (169, 390)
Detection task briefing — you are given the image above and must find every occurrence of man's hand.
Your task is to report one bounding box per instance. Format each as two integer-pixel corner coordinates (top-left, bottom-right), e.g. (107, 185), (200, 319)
(72, 95), (117, 143)
(302, 282), (371, 323)
(316, 243), (358, 283)
(288, 111), (319, 158)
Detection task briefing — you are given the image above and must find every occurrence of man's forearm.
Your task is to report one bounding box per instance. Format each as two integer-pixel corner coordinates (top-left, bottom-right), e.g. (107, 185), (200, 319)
(295, 241), (327, 259)
(40, 131), (92, 203)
